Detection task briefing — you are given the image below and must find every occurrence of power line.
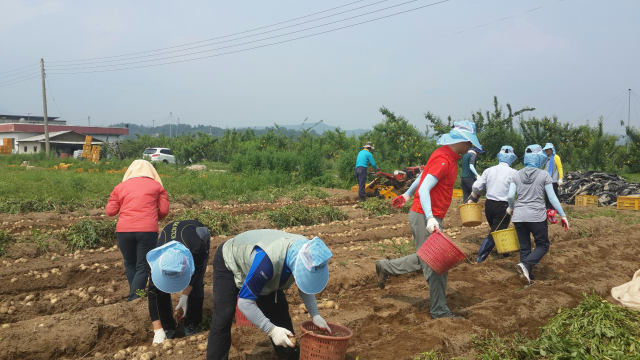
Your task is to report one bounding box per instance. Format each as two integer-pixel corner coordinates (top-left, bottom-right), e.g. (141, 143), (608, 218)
(48, 0), (372, 64)
(0, 71), (41, 83)
(49, 0), (393, 68)
(49, 0), (433, 72)
(0, 67), (41, 79)
(0, 75), (41, 89)
(0, 63), (40, 75)
(45, 74), (65, 119)
(570, 91), (626, 125)
(603, 93), (626, 125)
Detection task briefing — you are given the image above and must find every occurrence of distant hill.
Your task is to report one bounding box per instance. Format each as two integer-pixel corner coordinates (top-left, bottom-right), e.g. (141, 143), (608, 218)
(112, 122), (368, 139)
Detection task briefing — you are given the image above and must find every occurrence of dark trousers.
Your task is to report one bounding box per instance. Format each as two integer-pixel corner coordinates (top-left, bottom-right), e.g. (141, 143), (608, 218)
(207, 242), (298, 360)
(485, 200), (511, 243)
(461, 177), (477, 203)
(117, 232), (157, 301)
(545, 182), (559, 210)
(514, 221), (550, 280)
(148, 263), (206, 331)
(355, 166), (368, 198)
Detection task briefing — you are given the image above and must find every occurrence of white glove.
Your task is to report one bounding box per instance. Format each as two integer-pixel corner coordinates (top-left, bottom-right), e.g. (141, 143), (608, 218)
(269, 326), (295, 348)
(561, 216), (569, 231)
(506, 208), (513, 216)
(312, 315), (332, 334)
(152, 329), (166, 344)
(558, 179), (564, 186)
(426, 217), (439, 233)
(175, 295), (188, 319)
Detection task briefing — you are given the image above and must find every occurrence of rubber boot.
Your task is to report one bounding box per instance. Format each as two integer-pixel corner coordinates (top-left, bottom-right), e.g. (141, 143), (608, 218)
(475, 237), (495, 263)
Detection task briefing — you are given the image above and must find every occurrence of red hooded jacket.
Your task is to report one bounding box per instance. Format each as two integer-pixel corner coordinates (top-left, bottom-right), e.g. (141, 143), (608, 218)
(106, 177), (170, 233)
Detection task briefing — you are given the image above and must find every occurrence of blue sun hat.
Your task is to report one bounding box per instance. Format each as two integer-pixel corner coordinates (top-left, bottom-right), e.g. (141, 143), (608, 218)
(497, 145), (517, 165)
(542, 143), (556, 155)
(147, 241), (195, 294)
(436, 120), (482, 150)
(470, 146), (485, 154)
(286, 237), (333, 295)
(523, 144), (549, 169)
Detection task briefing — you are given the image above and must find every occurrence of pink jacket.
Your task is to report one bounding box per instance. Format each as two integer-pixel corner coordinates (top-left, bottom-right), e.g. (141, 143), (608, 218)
(106, 177), (170, 233)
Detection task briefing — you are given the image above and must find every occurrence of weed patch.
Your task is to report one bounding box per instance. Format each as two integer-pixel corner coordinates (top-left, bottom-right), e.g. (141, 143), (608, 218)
(176, 209), (238, 236)
(362, 198), (393, 216)
(267, 203), (347, 228)
(0, 231), (16, 256)
(59, 220), (117, 251)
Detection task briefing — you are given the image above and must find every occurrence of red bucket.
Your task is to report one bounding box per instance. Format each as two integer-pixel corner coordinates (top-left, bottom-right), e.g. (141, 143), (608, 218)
(235, 300), (255, 327)
(417, 228), (466, 276)
(299, 321), (353, 360)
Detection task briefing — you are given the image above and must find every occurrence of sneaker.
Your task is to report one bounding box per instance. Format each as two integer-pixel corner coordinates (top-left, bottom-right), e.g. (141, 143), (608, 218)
(375, 260), (389, 289)
(164, 329), (175, 340)
(184, 323), (198, 337)
(516, 263), (531, 284)
(431, 311), (463, 320)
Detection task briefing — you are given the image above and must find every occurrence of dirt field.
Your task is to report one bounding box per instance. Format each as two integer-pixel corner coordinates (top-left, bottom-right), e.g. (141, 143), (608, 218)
(1, 190), (639, 360)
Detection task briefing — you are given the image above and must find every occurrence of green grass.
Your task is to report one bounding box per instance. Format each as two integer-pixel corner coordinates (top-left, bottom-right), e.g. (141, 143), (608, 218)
(620, 173), (640, 183)
(266, 203), (347, 228)
(473, 293), (640, 359)
(565, 207), (640, 225)
(361, 197), (393, 216)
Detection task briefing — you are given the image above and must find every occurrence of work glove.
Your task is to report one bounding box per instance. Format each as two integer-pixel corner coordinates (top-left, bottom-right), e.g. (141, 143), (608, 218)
(175, 295), (188, 319)
(312, 315), (332, 334)
(561, 217), (569, 231)
(426, 217), (439, 233)
(547, 209), (558, 224)
(467, 191), (478, 204)
(269, 326), (295, 348)
(377, 167), (381, 172)
(152, 328), (166, 344)
(558, 179), (564, 186)
(506, 208), (513, 216)
(392, 194), (409, 208)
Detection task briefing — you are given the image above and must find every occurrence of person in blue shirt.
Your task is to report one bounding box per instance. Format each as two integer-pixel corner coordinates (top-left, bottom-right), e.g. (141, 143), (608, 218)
(207, 230), (333, 360)
(355, 142), (379, 202)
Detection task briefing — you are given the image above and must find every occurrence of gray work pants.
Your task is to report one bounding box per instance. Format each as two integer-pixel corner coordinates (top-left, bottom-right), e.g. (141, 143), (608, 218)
(378, 211), (450, 317)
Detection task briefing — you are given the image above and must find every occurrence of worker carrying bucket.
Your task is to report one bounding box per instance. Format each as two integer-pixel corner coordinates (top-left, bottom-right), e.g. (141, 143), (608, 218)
(206, 230), (333, 360)
(379, 121), (482, 319)
(507, 144), (570, 286)
(468, 146), (518, 263)
(461, 146), (484, 203)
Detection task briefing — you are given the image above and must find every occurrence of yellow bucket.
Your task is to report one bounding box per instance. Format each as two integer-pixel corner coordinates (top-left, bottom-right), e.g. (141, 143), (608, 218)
(492, 228), (520, 254)
(452, 189), (462, 199)
(458, 203), (482, 227)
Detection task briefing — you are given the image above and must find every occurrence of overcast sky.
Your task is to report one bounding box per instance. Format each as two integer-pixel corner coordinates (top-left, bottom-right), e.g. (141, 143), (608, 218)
(0, 0), (638, 133)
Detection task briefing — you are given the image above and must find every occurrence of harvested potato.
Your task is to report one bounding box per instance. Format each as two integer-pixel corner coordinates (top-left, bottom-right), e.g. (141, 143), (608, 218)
(24, 295), (35, 302)
(189, 336), (197, 342)
(334, 303), (340, 310)
(0, 307), (7, 314)
(162, 342), (173, 351)
(175, 340), (186, 347)
(113, 350), (126, 360)
(289, 337), (297, 346)
(324, 301), (335, 309)
(138, 346), (148, 352)
(196, 334), (206, 341)
(197, 343), (207, 351)
(88, 286), (96, 294)
(96, 296), (104, 305)
(50, 298), (58, 305)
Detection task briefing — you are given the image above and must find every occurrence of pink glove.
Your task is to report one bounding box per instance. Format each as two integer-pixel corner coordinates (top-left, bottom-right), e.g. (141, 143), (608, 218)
(561, 217), (569, 231)
(547, 209), (558, 224)
(392, 194), (409, 208)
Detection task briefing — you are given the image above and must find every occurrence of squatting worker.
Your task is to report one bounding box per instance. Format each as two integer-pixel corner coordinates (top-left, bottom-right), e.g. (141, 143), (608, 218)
(542, 143), (564, 211)
(207, 230), (333, 360)
(378, 121), (482, 319)
(507, 144), (569, 286)
(106, 159), (169, 301)
(461, 146), (484, 203)
(355, 142), (379, 202)
(147, 220), (211, 344)
(468, 146), (518, 263)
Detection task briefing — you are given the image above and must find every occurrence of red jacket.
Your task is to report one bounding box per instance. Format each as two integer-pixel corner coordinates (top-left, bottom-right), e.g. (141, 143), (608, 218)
(106, 177), (170, 233)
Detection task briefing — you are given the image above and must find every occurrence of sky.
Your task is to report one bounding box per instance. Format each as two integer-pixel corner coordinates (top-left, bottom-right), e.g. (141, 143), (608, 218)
(0, 0), (639, 134)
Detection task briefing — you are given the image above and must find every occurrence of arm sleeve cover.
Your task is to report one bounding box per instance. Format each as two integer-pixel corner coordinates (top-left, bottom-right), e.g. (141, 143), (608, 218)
(545, 183), (566, 216)
(299, 289), (320, 318)
(417, 174), (439, 220)
(469, 164), (479, 177)
(404, 177), (420, 197)
(507, 182), (517, 209)
(556, 156), (563, 180)
(238, 298), (274, 334)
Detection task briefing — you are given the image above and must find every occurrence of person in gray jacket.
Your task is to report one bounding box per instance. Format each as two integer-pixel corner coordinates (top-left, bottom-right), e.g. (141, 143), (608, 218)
(207, 230), (333, 360)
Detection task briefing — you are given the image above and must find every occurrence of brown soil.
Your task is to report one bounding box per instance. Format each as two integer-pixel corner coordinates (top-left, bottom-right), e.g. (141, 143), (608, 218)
(1, 194), (639, 360)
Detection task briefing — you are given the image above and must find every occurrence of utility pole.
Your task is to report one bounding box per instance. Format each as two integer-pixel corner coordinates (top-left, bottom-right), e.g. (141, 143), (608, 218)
(40, 58), (50, 155)
(177, 118), (179, 136)
(27, 113), (31, 122)
(629, 89), (632, 128)
(88, 116), (90, 127)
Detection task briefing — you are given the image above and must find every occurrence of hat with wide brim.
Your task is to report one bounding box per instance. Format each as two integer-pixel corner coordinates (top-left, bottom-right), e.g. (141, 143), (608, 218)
(524, 144), (549, 169)
(436, 120), (482, 149)
(287, 237), (332, 295)
(470, 146), (485, 154)
(363, 142), (375, 150)
(542, 143), (556, 155)
(147, 241), (195, 294)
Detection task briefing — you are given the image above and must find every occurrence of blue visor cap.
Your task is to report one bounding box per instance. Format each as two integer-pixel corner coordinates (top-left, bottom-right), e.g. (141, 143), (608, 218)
(542, 143), (556, 155)
(436, 120), (482, 150)
(470, 147), (485, 154)
(147, 241), (195, 294)
(286, 237), (332, 295)
(523, 144), (549, 169)
(497, 145), (517, 165)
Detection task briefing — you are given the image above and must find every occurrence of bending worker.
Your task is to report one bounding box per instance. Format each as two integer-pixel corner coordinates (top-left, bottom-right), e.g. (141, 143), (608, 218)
(461, 146), (484, 202)
(542, 143), (563, 211)
(468, 146), (518, 263)
(355, 142), (379, 202)
(378, 121), (482, 319)
(147, 220), (211, 344)
(507, 145), (569, 285)
(207, 230), (333, 360)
